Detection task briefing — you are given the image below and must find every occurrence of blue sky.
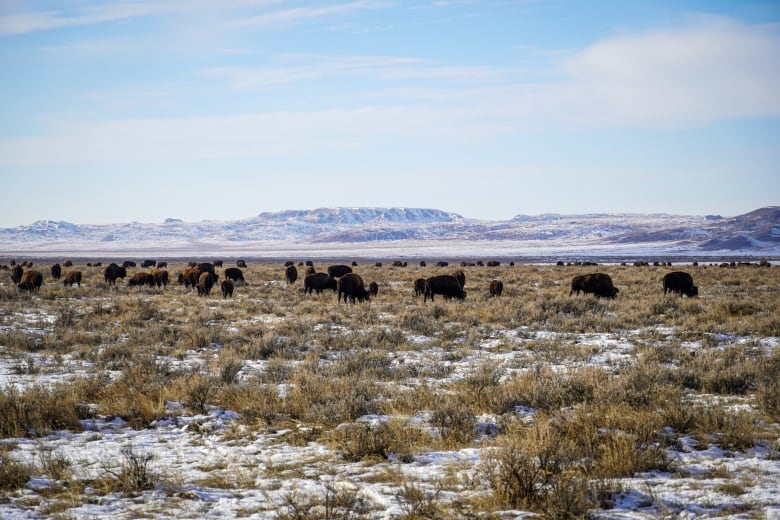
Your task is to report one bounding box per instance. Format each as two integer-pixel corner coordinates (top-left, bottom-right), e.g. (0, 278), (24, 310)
(1, 1), (778, 227)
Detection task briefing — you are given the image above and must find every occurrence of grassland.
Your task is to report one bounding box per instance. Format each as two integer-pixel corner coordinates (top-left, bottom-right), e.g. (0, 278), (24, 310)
(1, 259), (778, 519)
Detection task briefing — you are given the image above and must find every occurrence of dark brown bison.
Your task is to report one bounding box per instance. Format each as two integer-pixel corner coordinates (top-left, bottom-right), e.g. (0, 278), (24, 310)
(141, 260), (156, 268)
(150, 268), (169, 288)
(18, 270), (43, 292)
(10, 265), (24, 284)
(663, 271), (698, 297)
(197, 262), (216, 275)
(304, 272), (337, 294)
(237, 260), (247, 268)
(486, 260), (500, 267)
(570, 273), (618, 299)
(221, 279), (234, 298)
(436, 261), (449, 267)
(156, 261), (167, 268)
(63, 260), (73, 267)
(414, 278), (427, 297)
(213, 260), (224, 267)
(129, 272), (155, 287)
(368, 281), (379, 297)
(63, 271), (82, 287)
(224, 267), (246, 285)
(337, 273), (369, 303)
(197, 272), (218, 296)
(424, 275), (467, 302)
(304, 265), (316, 277)
(285, 265), (298, 285)
(103, 263), (127, 286)
(489, 279), (503, 298)
(122, 261), (136, 268)
(50, 264), (62, 280)
(327, 264), (353, 278)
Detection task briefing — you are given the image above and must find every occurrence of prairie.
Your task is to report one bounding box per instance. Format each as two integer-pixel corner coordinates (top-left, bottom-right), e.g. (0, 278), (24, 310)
(1, 259), (778, 519)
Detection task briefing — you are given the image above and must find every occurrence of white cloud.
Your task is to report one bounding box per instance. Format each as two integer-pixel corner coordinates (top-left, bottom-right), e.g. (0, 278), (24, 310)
(228, 1), (391, 28)
(557, 16), (780, 127)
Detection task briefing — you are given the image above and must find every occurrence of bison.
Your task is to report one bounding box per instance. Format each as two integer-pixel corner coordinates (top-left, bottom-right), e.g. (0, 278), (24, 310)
(221, 279), (234, 298)
(103, 263), (127, 286)
(63, 270), (82, 287)
(570, 273), (619, 299)
(18, 270), (43, 292)
(414, 278), (427, 297)
(178, 267), (200, 289)
(129, 272), (156, 287)
(197, 272), (218, 296)
(337, 273), (370, 303)
(327, 264), (353, 278)
(150, 268), (169, 288)
(486, 260), (500, 267)
(663, 271), (698, 297)
(10, 265), (23, 284)
(424, 275), (467, 302)
(489, 279), (504, 298)
(368, 281), (379, 298)
(304, 272), (338, 294)
(224, 267), (246, 285)
(141, 260), (156, 268)
(237, 260), (247, 268)
(50, 263), (62, 280)
(285, 265), (298, 285)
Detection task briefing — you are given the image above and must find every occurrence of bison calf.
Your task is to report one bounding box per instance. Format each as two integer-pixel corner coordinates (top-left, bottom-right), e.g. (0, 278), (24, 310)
(221, 279), (234, 298)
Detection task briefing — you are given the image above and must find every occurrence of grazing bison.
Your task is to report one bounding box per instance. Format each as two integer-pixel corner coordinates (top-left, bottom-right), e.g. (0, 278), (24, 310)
(63, 271), (82, 287)
(17, 270), (43, 292)
(197, 272), (218, 296)
(424, 275), (467, 302)
(51, 264), (62, 280)
(103, 263), (127, 286)
(224, 267), (246, 285)
(129, 272), (155, 288)
(486, 260), (500, 267)
(414, 278), (427, 297)
(156, 261), (167, 269)
(304, 272), (338, 294)
(178, 267), (200, 289)
(150, 268), (169, 288)
(285, 265), (298, 285)
(368, 281), (379, 298)
(489, 279), (504, 298)
(570, 273), (619, 299)
(10, 265), (24, 284)
(327, 264), (353, 278)
(213, 260), (224, 268)
(122, 261), (136, 268)
(142, 260), (156, 268)
(436, 261), (449, 267)
(221, 279), (234, 298)
(237, 260), (247, 268)
(338, 273), (370, 303)
(663, 271), (698, 297)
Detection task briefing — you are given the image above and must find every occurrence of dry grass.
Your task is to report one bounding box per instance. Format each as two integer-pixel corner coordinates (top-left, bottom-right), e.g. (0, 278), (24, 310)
(1, 259), (778, 516)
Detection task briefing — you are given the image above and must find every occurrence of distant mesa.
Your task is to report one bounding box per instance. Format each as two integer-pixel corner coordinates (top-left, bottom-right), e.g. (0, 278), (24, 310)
(164, 218), (184, 224)
(705, 215), (723, 221)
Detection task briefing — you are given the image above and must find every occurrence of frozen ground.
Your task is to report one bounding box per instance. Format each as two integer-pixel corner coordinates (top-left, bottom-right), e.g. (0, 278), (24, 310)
(1, 309), (779, 519)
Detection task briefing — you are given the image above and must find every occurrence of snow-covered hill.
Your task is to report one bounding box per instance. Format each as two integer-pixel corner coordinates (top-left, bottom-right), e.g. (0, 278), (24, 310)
(0, 207), (778, 258)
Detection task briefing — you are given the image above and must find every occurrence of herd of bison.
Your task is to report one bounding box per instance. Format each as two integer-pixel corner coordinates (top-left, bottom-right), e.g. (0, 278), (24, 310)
(4, 256), (772, 303)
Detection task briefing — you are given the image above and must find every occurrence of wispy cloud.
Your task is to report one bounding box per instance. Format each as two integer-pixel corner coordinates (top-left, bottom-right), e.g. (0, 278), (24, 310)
(229, 1), (391, 28)
(0, 2), (171, 35)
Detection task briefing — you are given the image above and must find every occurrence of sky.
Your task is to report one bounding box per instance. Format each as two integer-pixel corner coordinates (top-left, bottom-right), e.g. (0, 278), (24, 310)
(1, 0), (779, 227)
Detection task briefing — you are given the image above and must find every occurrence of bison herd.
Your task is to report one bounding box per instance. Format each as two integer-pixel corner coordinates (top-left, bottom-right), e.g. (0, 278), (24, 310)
(4, 257), (774, 303)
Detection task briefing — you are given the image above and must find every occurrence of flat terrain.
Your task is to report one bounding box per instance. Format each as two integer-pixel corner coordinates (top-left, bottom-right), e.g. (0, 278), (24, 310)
(1, 260), (779, 518)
